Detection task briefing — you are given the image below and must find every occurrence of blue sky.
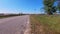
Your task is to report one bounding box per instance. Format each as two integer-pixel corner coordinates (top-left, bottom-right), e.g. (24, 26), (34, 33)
(0, 0), (44, 14)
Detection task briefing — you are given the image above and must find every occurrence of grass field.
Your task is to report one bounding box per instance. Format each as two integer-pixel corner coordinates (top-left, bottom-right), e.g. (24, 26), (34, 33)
(30, 15), (60, 34)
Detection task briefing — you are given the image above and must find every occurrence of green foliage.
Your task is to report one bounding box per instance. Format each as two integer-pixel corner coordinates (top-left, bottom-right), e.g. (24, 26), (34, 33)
(57, 2), (60, 12)
(44, 0), (54, 7)
(52, 6), (57, 13)
(43, 0), (56, 15)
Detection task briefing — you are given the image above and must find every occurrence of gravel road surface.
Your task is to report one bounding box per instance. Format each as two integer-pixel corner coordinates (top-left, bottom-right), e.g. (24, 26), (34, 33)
(0, 15), (30, 34)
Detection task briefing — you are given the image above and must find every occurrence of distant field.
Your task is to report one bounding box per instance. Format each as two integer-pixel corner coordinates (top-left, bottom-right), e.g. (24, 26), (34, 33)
(0, 15), (19, 18)
(0, 16), (10, 18)
(30, 15), (60, 34)
(0, 14), (27, 19)
(0, 14), (27, 18)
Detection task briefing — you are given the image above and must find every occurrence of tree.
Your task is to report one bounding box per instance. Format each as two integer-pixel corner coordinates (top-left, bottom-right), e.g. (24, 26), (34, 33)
(52, 6), (56, 12)
(43, 0), (56, 15)
(57, 1), (60, 13)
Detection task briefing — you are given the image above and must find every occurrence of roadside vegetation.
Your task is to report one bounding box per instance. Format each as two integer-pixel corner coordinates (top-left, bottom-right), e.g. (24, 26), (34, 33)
(29, 0), (60, 34)
(30, 15), (60, 34)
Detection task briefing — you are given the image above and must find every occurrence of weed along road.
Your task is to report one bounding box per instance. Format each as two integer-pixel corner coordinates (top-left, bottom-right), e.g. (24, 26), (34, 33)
(0, 15), (30, 34)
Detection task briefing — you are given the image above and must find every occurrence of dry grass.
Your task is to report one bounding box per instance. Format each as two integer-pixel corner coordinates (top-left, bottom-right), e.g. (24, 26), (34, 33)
(30, 15), (60, 34)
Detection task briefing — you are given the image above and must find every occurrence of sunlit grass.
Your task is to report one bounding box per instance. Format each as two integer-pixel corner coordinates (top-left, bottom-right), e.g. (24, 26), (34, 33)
(31, 15), (60, 34)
